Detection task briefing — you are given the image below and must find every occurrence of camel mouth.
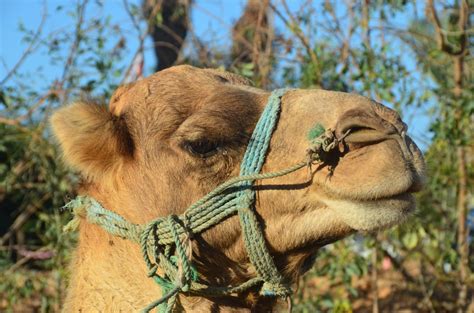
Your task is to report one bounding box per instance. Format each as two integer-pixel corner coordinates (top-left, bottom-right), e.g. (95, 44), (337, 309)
(305, 130), (424, 233)
(349, 187), (419, 203)
(315, 135), (425, 204)
(322, 192), (416, 232)
(357, 191), (415, 208)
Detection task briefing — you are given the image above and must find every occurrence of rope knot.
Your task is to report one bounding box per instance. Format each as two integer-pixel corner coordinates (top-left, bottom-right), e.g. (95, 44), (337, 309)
(320, 129), (337, 152)
(306, 128), (342, 165)
(168, 216), (194, 294)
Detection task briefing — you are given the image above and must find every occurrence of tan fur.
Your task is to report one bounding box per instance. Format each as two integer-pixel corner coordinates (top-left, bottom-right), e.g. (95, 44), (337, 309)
(51, 102), (134, 184)
(51, 65), (425, 312)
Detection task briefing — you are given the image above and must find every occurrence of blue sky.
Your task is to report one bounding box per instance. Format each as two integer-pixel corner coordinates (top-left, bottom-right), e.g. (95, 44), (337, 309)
(0, 0), (432, 149)
(0, 0), (247, 79)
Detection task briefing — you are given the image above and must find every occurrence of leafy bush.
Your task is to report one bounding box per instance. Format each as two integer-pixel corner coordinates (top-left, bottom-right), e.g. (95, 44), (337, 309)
(1, 1), (471, 312)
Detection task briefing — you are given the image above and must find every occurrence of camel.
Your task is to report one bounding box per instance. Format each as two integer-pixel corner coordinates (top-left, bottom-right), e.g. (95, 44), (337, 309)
(51, 65), (425, 312)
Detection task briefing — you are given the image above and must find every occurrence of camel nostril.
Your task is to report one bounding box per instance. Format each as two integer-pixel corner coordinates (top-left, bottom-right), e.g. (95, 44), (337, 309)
(343, 127), (386, 145)
(342, 125), (376, 137)
(335, 109), (398, 148)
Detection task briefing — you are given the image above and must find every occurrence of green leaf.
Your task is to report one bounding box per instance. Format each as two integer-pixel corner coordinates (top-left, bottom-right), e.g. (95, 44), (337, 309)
(402, 232), (418, 249)
(155, 12), (163, 25)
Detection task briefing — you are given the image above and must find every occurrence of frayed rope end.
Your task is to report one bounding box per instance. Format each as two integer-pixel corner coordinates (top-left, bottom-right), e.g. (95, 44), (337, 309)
(62, 196), (89, 232)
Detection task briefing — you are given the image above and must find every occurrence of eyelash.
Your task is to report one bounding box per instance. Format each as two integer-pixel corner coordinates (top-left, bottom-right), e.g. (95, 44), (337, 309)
(183, 139), (221, 158)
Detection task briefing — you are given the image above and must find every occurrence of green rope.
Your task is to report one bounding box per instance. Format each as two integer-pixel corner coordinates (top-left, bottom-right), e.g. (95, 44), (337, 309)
(236, 88), (289, 297)
(63, 88), (343, 312)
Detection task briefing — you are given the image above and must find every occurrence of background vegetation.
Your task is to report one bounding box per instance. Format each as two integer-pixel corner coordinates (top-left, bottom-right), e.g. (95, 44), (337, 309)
(0, 0), (472, 312)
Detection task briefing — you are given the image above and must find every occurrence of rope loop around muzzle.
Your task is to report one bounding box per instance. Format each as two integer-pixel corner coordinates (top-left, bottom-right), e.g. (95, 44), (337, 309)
(63, 88), (343, 313)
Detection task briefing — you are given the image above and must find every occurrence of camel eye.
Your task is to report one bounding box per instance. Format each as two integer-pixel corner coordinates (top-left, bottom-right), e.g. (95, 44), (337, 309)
(184, 139), (220, 158)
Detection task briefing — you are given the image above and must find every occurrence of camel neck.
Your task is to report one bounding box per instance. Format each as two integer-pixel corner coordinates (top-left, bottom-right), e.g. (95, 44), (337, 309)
(64, 220), (284, 312)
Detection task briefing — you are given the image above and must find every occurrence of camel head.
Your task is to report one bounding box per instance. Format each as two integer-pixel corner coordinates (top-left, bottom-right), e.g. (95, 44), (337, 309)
(51, 65), (425, 311)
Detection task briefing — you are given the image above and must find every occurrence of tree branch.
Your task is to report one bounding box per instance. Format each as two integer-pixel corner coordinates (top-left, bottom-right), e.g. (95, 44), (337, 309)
(0, 1), (47, 85)
(426, 0), (468, 56)
(59, 0), (89, 103)
(269, 1), (321, 86)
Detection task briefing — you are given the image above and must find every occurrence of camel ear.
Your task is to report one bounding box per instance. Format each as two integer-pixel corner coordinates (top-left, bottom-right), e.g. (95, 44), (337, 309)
(50, 101), (134, 181)
(109, 82), (136, 116)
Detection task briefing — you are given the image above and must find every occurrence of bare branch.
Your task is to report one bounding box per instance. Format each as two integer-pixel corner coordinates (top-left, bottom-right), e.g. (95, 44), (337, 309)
(18, 89), (62, 123)
(121, 0), (164, 83)
(123, 0), (142, 36)
(0, 194), (49, 246)
(426, 0), (446, 48)
(362, 0), (371, 47)
(426, 0), (468, 56)
(193, 3), (254, 52)
(457, 0), (469, 53)
(0, 1), (47, 85)
(0, 116), (20, 126)
(59, 0), (89, 103)
(269, 1), (320, 86)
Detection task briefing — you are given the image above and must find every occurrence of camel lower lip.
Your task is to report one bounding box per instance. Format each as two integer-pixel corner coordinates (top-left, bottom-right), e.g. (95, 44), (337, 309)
(356, 192), (415, 203)
(323, 193), (416, 232)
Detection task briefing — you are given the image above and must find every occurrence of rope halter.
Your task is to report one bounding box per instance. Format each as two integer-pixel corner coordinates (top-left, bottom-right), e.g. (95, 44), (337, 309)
(64, 88), (343, 312)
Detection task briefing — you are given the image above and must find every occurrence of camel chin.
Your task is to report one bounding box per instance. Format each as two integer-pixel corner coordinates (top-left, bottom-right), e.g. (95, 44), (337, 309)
(325, 193), (415, 232)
